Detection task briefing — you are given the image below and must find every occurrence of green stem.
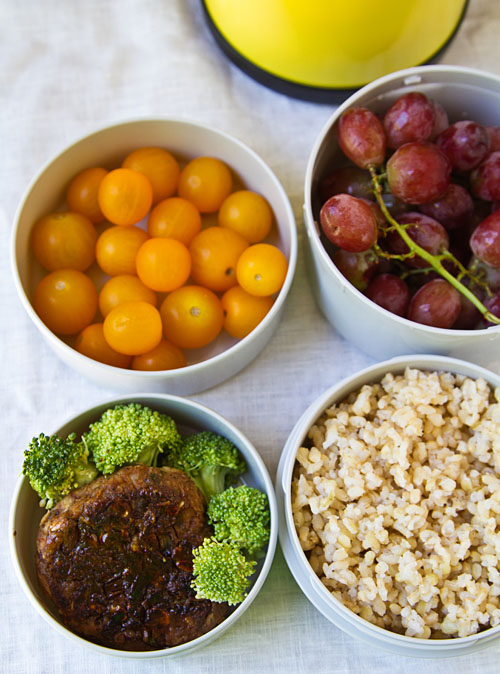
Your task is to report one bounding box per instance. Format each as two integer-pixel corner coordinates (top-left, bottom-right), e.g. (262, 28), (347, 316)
(369, 167), (500, 326)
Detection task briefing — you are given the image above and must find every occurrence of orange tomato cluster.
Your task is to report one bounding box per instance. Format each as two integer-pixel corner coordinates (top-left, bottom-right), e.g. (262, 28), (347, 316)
(30, 147), (288, 371)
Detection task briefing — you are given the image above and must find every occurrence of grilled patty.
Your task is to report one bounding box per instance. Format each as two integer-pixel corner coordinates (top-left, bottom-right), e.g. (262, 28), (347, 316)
(36, 464), (230, 651)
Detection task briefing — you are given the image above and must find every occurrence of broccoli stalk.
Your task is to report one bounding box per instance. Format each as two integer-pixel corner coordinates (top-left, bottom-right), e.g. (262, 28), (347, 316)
(191, 538), (256, 606)
(207, 485), (270, 556)
(162, 431), (247, 502)
(22, 432), (99, 509)
(82, 403), (183, 475)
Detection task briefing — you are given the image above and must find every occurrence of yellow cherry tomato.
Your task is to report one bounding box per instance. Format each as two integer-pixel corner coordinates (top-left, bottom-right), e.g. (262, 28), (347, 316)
(236, 243), (288, 296)
(178, 156), (233, 213)
(95, 225), (148, 276)
(74, 323), (132, 368)
(147, 197), (202, 245)
(103, 301), (162, 355)
(221, 285), (274, 338)
(135, 237), (191, 292)
(218, 190), (273, 243)
(31, 211), (97, 272)
(160, 285), (224, 349)
(33, 269), (98, 335)
(131, 339), (187, 371)
(122, 146), (180, 205)
(98, 274), (158, 317)
(66, 167), (108, 223)
(189, 226), (248, 293)
(98, 168), (153, 226)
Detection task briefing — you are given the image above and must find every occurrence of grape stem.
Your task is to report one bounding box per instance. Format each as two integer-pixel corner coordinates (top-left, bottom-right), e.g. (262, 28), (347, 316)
(369, 166), (500, 326)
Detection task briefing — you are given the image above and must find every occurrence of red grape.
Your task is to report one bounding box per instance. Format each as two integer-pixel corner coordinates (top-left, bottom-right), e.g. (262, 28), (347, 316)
(481, 291), (500, 326)
(321, 94), (500, 332)
(429, 100), (449, 140)
(419, 183), (473, 230)
(450, 276), (484, 329)
(337, 107), (386, 169)
(318, 166), (373, 203)
(486, 126), (500, 152)
(332, 248), (380, 291)
(383, 92), (435, 149)
(436, 120), (490, 172)
(472, 198), (494, 227)
(448, 223), (475, 267)
(386, 212), (449, 267)
(470, 210), (500, 267)
(470, 151), (500, 201)
(320, 194), (378, 252)
(380, 191), (409, 218)
(469, 255), (500, 292)
(453, 294), (482, 329)
(407, 279), (461, 328)
(366, 273), (410, 316)
(359, 198), (386, 227)
(386, 141), (451, 204)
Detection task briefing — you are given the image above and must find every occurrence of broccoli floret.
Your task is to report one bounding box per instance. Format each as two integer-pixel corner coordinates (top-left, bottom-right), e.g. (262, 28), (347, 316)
(162, 431), (247, 502)
(22, 432), (99, 509)
(191, 485), (270, 605)
(191, 537), (256, 605)
(82, 403), (182, 475)
(207, 485), (270, 555)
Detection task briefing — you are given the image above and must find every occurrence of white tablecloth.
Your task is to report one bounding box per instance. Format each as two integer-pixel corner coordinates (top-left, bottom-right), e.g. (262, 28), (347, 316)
(2, 1), (500, 672)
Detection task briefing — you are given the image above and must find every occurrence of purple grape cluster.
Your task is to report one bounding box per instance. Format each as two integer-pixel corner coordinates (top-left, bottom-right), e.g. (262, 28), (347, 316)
(318, 91), (500, 329)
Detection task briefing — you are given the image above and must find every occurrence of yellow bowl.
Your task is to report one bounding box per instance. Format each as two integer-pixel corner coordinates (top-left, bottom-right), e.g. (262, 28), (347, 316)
(203, 0), (467, 100)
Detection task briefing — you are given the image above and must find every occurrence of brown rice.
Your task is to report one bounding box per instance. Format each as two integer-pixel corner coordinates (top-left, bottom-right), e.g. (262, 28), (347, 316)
(292, 367), (500, 639)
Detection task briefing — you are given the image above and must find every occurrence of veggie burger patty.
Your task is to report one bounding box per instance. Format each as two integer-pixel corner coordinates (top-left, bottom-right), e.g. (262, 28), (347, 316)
(36, 464), (230, 651)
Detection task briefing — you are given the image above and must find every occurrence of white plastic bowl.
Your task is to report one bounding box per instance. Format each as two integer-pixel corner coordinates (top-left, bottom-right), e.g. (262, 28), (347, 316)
(277, 354), (500, 658)
(11, 118), (297, 394)
(9, 393), (278, 658)
(304, 65), (500, 373)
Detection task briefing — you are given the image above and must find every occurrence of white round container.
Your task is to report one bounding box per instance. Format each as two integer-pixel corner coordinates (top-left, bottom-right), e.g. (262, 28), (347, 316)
(11, 118), (297, 394)
(277, 354), (500, 657)
(10, 393), (278, 658)
(304, 65), (500, 373)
